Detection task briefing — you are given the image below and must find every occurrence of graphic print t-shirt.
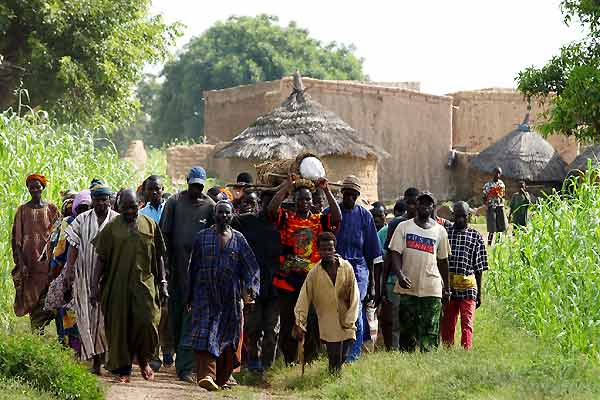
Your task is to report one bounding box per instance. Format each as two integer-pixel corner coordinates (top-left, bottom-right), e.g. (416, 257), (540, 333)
(388, 219), (450, 298)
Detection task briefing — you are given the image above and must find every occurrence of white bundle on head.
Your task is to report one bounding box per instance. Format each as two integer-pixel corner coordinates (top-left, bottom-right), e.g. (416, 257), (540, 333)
(299, 157), (326, 180)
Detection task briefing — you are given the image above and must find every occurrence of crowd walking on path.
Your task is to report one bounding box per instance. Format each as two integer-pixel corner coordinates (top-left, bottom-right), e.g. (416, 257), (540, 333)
(12, 163), (527, 390)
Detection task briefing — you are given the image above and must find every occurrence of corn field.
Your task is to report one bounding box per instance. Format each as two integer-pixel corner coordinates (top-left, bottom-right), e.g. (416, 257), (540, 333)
(490, 167), (600, 357)
(0, 110), (138, 332)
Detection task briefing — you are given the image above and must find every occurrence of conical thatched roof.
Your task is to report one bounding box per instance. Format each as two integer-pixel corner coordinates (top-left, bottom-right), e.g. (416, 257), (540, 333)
(569, 145), (600, 172)
(470, 114), (567, 182)
(214, 72), (387, 160)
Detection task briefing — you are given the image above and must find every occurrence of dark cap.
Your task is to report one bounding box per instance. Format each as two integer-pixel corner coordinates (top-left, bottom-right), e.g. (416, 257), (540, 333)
(417, 191), (436, 204)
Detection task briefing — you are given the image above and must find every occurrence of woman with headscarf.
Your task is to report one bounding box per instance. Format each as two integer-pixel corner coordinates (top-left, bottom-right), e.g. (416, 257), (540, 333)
(11, 174), (60, 332)
(45, 190), (92, 355)
(64, 180), (119, 374)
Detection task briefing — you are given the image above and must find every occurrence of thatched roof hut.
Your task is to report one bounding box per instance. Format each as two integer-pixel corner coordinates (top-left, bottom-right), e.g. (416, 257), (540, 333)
(470, 114), (567, 183)
(569, 145), (600, 172)
(214, 72), (387, 201)
(215, 72), (386, 161)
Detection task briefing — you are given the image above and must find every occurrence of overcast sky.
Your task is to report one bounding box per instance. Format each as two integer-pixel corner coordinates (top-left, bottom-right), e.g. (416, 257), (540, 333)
(150, 0), (585, 95)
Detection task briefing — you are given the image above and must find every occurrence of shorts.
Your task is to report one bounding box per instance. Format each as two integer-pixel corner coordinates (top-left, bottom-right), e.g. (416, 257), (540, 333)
(486, 206), (507, 233)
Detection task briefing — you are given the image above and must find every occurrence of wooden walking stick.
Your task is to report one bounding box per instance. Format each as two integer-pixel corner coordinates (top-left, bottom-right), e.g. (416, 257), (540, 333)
(298, 336), (305, 376)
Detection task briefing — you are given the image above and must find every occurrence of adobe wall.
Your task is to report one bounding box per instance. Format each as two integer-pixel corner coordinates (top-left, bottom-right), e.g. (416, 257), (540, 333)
(204, 78), (453, 201)
(166, 144), (216, 184)
(450, 90), (578, 163)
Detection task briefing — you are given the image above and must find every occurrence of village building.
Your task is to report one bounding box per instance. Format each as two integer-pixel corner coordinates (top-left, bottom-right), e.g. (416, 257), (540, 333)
(466, 114), (568, 199)
(212, 73), (386, 202)
(166, 75), (579, 203)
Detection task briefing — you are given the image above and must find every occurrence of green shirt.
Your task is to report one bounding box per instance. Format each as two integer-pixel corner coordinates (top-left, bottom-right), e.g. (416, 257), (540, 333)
(509, 192), (531, 226)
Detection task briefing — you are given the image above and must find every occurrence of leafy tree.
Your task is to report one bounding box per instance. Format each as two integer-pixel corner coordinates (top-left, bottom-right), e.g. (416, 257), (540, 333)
(0, 0), (181, 128)
(153, 15), (366, 143)
(111, 73), (162, 154)
(516, 1), (600, 140)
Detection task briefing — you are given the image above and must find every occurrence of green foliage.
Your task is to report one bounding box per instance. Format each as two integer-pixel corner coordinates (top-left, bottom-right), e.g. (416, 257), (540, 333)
(516, 1), (600, 139)
(153, 15), (366, 143)
(0, 109), (138, 332)
(0, 334), (103, 400)
(490, 166), (600, 356)
(233, 301), (600, 399)
(0, 377), (57, 400)
(111, 74), (163, 152)
(0, 0), (181, 129)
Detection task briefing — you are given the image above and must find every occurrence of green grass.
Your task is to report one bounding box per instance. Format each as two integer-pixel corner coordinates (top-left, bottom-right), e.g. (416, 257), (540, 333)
(0, 377), (57, 400)
(228, 299), (600, 400)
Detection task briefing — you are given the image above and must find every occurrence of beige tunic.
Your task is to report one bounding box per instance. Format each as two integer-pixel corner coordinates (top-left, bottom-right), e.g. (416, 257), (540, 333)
(294, 258), (360, 342)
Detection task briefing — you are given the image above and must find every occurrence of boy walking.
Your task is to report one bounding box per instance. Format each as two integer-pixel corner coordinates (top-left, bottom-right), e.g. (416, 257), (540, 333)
(293, 232), (360, 374)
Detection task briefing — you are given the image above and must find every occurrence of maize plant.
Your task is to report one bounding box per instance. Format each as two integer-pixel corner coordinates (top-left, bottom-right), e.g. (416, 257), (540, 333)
(490, 166), (600, 357)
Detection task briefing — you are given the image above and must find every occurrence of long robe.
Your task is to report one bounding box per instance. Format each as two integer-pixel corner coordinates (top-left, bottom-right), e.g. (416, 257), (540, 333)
(11, 203), (59, 316)
(93, 214), (164, 371)
(65, 208), (118, 360)
(185, 227), (260, 360)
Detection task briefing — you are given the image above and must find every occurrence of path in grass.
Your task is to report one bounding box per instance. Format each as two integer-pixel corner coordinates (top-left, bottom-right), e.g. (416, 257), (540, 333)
(103, 368), (216, 400)
(103, 298), (600, 400)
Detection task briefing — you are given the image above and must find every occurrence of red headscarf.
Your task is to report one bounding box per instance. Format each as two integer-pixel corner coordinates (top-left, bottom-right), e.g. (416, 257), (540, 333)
(26, 173), (48, 188)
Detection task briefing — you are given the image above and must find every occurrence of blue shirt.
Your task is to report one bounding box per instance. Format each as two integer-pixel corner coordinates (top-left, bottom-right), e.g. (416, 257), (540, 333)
(139, 201), (165, 224)
(324, 204), (382, 299)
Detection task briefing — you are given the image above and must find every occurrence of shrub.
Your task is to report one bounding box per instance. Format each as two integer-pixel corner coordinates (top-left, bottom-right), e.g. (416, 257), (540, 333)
(490, 167), (600, 356)
(0, 334), (103, 400)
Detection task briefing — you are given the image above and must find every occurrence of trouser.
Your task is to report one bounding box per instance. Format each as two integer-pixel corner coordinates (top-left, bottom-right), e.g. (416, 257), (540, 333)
(441, 298), (476, 349)
(169, 288), (194, 378)
(278, 290), (320, 365)
(30, 289), (54, 334)
(244, 297), (280, 371)
(196, 346), (235, 387)
(397, 295), (441, 352)
(346, 297), (365, 362)
(380, 281), (401, 350)
(324, 340), (354, 374)
(159, 304), (174, 355)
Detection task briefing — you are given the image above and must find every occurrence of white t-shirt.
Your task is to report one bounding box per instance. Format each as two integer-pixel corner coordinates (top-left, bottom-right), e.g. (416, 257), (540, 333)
(389, 219), (450, 298)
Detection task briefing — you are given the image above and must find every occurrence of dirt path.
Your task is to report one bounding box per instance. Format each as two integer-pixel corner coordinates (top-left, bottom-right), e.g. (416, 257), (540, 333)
(103, 367), (278, 400)
(103, 368), (218, 400)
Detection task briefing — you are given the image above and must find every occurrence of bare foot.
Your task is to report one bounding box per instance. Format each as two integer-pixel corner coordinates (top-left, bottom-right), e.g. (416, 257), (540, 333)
(141, 364), (155, 381)
(116, 375), (130, 384)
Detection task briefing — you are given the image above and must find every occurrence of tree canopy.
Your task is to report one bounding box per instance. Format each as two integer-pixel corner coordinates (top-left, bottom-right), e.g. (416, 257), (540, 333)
(516, 1), (600, 140)
(0, 0), (180, 128)
(152, 15), (366, 143)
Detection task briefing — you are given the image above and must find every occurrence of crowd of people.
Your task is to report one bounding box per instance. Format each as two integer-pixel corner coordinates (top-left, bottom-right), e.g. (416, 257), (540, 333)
(11, 164), (536, 391)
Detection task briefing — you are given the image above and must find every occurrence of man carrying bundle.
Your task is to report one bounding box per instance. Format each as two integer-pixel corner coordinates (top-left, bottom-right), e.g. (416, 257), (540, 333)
(267, 176), (341, 365)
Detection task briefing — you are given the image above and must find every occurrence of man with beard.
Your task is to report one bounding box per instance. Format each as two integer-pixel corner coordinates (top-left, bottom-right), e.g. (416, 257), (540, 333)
(186, 200), (260, 391)
(388, 192), (450, 352)
(160, 167), (215, 382)
(64, 180), (119, 374)
(92, 189), (168, 383)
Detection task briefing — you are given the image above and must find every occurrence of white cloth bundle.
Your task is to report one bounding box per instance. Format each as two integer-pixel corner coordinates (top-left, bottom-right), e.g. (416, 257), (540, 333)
(299, 157), (326, 180)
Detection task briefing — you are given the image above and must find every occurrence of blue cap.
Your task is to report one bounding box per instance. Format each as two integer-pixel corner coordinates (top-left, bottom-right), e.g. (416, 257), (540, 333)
(187, 166), (206, 185)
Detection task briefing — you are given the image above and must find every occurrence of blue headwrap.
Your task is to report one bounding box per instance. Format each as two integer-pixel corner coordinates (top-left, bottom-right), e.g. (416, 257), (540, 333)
(90, 179), (112, 198)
